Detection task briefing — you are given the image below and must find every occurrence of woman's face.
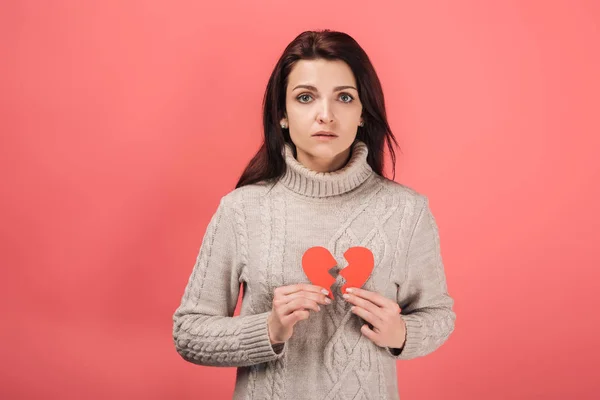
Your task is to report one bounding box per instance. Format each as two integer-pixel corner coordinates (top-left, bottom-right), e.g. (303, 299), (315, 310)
(281, 59), (363, 172)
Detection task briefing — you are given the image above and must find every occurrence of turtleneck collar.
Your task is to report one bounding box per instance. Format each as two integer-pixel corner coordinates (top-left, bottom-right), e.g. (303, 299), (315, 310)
(278, 140), (374, 198)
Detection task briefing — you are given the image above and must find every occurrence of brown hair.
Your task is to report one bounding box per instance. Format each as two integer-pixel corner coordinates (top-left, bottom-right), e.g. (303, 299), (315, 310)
(235, 29), (400, 189)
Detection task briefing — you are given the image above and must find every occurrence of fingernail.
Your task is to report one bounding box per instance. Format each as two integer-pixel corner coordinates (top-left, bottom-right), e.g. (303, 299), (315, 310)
(317, 306), (321, 311)
(324, 298), (332, 304)
(321, 289), (329, 295)
(346, 288), (354, 293)
(342, 294), (350, 299)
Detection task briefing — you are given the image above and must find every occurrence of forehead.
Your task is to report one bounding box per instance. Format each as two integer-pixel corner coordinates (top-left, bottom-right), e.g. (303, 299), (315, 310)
(287, 59), (356, 90)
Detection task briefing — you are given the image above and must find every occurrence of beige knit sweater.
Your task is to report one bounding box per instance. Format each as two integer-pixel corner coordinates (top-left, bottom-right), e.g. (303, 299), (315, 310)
(172, 140), (456, 400)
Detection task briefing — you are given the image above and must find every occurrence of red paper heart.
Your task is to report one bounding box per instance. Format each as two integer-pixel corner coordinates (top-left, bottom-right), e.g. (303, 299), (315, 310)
(302, 246), (374, 299)
(338, 247), (375, 295)
(301, 246), (337, 300)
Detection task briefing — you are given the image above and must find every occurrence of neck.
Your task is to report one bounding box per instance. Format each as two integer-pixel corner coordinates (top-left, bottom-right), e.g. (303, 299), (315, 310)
(279, 140), (374, 198)
(294, 146), (352, 173)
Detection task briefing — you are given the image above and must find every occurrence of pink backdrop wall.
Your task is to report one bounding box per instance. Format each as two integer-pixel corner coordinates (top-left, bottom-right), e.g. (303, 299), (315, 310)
(2, 1), (599, 399)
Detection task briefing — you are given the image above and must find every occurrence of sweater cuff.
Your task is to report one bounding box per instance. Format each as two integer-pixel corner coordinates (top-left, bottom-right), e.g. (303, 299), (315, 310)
(385, 314), (426, 360)
(240, 311), (287, 364)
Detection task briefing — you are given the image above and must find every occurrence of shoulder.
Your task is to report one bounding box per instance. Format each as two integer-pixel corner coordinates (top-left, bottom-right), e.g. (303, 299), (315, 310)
(372, 174), (429, 210)
(216, 180), (275, 211)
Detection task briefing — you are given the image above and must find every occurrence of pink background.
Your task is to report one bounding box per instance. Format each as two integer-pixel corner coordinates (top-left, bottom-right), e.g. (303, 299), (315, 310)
(2, 1), (599, 399)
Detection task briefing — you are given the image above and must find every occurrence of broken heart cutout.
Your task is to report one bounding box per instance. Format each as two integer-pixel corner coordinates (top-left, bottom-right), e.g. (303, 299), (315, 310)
(301, 246), (374, 300)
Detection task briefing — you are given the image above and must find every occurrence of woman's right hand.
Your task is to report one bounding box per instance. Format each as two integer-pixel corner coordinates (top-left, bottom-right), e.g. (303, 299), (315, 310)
(267, 283), (332, 345)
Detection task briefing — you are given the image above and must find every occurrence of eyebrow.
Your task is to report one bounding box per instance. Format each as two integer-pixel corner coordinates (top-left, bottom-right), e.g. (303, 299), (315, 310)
(292, 84), (358, 92)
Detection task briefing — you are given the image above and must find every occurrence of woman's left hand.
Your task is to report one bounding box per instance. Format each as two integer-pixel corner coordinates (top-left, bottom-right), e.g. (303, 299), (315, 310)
(343, 287), (407, 349)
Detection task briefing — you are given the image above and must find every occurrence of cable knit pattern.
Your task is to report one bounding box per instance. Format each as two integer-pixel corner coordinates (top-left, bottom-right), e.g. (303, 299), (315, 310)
(321, 186), (401, 400)
(172, 140), (456, 400)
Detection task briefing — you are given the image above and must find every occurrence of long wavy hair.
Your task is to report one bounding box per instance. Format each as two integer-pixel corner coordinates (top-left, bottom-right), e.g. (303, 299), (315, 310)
(235, 29), (401, 189)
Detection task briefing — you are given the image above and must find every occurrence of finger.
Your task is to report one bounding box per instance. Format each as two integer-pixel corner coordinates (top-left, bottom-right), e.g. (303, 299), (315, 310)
(280, 297), (320, 316)
(345, 287), (396, 309)
(360, 323), (379, 343)
(281, 309), (309, 325)
(343, 293), (386, 320)
(287, 297), (321, 313)
(276, 284), (330, 297)
(283, 291), (331, 305)
(350, 305), (383, 329)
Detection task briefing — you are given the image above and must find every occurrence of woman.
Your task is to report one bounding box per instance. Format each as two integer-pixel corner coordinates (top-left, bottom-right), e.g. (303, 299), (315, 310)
(173, 29), (456, 400)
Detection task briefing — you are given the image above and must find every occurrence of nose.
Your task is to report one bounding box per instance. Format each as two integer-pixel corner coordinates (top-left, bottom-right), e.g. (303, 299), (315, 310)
(317, 99), (334, 124)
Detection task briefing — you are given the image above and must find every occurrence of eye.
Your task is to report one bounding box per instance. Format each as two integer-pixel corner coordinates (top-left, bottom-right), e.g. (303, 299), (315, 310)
(339, 93), (354, 103)
(296, 92), (355, 104)
(297, 94), (312, 103)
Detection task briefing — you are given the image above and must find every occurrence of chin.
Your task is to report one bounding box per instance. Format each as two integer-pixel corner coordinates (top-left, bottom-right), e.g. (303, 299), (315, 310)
(307, 144), (342, 157)
(294, 137), (352, 159)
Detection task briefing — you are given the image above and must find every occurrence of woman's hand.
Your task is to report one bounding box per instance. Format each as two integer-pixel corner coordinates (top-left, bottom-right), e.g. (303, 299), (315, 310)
(267, 283), (332, 344)
(343, 287), (407, 349)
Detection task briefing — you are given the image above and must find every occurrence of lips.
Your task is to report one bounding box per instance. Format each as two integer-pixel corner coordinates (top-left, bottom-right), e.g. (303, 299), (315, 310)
(312, 131), (338, 137)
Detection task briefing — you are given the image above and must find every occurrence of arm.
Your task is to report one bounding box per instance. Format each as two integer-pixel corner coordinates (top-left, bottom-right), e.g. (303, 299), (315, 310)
(172, 197), (286, 367)
(386, 196), (456, 360)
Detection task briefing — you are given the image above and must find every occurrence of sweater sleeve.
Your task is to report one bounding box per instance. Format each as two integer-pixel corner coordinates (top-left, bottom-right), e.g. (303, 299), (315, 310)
(172, 197), (286, 367)
(386, 196), (456, 360)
